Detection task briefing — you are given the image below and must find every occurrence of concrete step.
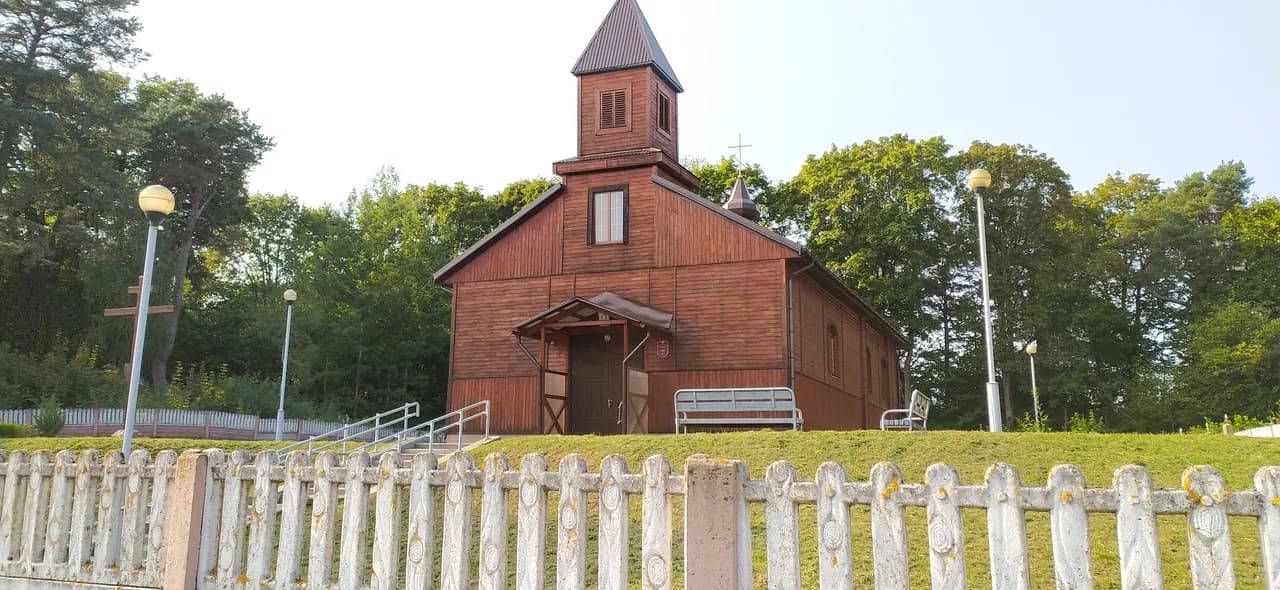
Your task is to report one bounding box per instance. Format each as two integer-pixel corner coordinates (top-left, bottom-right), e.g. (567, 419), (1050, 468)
(397, 434), (500, 466)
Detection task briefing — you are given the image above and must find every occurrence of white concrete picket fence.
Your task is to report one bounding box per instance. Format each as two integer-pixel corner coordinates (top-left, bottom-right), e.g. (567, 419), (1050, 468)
(0, 448), (1279, 589)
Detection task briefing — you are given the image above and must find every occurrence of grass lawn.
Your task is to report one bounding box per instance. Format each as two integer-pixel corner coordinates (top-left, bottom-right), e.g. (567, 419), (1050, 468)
(0, 436), (293, 454)
(481, 430), (1279, 589)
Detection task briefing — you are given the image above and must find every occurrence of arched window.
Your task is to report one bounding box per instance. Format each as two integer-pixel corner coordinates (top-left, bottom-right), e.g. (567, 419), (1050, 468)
(826, 322), (840, 376)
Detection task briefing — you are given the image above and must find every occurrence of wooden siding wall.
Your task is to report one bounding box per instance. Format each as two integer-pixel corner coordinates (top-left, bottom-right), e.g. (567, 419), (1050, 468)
(448, 260), (788, 433)
(648, 70), (678, 160)
(674, 260), (787, 370)
(793, 374), (865, 431)
(562, 168), (657, 274)
(653, 184), (795, 267)
(449, 377), (539, 433)
(450, 278), (550, 380)
(792, 274), (898, 429)
(445, 196), (563, 284)
(578, 68), (652, 156)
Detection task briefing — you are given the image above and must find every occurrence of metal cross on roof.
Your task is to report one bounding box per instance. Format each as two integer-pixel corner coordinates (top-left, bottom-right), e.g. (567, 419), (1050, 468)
(729, 133), (752, 170)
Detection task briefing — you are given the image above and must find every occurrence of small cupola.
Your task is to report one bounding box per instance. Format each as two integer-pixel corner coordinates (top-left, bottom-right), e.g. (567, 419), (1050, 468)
(725, 174), (761, 222)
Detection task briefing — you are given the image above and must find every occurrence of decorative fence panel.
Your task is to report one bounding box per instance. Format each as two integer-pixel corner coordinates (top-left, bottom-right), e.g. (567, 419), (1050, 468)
(0, 449), (175, 589)
(0, 449), (1278, 589)
(0, 408), (359, 441)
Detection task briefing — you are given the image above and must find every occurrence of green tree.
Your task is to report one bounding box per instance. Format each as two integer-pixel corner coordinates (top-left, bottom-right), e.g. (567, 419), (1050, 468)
(130, 77), (273, 388)
(955, 142), (1130, 429)
(0, 0), (141, 197)
(491, 177), (557, 221)
(789, 135), (954, 405)
(1221, 197), (1279, 310)
(1174, 302), (1280, 424)
(0, 0), (144, 355)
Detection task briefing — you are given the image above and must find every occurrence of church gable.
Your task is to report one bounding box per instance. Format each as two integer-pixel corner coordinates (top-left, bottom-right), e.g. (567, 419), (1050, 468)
(435, 185), (565, 285)
(653, 178), (799, 267)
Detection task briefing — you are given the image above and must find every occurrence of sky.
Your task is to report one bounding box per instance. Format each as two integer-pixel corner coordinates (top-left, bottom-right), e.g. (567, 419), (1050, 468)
(128, 0), (1280, 206)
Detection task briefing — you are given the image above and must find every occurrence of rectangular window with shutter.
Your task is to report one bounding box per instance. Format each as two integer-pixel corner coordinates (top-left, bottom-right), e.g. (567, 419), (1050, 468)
(589, 187), (627, 244)
(599, 89), (627, 129)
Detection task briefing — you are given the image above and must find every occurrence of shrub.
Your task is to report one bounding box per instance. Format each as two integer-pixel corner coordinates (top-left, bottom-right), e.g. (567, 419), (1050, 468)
(0, 422), (33, 438)
(1187, 413), (1275, 434)
(0, 343), (125, 408)
(33, 397), (65, 437)
(1014, 412), (1052, 432)
(1067, 410), (1106, 433)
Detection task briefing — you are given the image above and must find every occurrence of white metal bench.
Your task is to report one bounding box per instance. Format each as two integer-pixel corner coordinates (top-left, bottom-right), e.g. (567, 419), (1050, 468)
(880, 389), (932, 431)
(674, 387), (803, 433)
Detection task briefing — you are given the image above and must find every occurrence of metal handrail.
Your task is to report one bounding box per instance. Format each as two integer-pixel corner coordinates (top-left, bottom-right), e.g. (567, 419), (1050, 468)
(382, 400), (490, 458)
(277, 402), (420, 456)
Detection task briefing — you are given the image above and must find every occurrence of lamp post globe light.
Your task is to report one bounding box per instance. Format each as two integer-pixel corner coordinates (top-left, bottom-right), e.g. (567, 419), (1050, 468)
(966, 168), (1003, 432)
(1025, 340), (1040, 428)
(122, 185), (176, 456)
(275, 289), (298, 441)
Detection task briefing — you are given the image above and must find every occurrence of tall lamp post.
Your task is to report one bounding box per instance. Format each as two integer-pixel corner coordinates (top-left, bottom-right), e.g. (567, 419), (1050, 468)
(123, 185), (176, 456)
(1025, 340), (1040, 428)
(275, 289), (297, 441)
(967, 168), (1003, 432)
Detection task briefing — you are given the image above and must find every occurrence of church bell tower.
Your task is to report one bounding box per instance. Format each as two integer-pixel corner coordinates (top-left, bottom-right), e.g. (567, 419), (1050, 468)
(569, 0), (682, 162)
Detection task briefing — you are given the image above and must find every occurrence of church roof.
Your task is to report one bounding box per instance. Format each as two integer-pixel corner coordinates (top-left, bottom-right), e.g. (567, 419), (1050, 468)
(571, 0), (684, 92)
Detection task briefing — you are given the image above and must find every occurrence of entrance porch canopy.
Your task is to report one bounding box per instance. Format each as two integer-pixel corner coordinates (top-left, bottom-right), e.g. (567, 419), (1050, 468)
(512, 291), (673, 338)
(513, 291), (671, 435)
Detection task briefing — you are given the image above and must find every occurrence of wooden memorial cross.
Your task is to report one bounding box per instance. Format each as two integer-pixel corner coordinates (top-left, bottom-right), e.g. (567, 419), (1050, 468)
(104, 275), (175, 373)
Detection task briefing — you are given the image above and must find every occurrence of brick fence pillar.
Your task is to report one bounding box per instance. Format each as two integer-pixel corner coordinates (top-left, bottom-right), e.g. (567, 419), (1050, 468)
(684, 454), (746, 589)
(162, 451), (210, 590)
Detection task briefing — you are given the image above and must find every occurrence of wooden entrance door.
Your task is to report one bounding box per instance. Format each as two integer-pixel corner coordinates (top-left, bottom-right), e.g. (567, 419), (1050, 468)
(569, 329), (624, 434)
(626, 367), (649, 434)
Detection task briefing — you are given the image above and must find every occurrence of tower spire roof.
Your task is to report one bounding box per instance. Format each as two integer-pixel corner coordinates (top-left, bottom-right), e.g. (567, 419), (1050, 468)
(725, 174), (761, 222)
(571, 0), (683, 92)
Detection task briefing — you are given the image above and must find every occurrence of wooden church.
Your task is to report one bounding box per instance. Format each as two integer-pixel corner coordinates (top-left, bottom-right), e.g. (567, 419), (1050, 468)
(433, 0), (907, 434)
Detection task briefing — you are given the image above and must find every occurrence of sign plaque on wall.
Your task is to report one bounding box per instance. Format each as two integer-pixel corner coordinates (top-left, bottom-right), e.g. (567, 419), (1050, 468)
(655, 339), (671, 359)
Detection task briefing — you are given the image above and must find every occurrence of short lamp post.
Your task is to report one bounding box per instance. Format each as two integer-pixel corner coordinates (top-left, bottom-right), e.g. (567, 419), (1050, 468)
(122, 185), (176, 456)
(967, 168), (1003, 432)
(1025, 340), (1041, 429)
(275, 289), (297, 441)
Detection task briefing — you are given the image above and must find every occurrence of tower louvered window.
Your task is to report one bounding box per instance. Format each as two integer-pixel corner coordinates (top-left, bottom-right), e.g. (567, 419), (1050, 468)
(600, 89), (627, 129)
(658, 93), (671, 133)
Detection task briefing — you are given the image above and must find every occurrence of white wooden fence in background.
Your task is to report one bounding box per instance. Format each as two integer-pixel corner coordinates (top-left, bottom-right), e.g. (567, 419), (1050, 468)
(0, 407), (358, 441)
(0, 448), (1277, 589)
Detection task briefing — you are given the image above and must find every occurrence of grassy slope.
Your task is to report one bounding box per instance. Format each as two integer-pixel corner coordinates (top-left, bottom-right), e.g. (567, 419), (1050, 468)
(0, 436), (290, 454)
(484, 430), (1279, 589)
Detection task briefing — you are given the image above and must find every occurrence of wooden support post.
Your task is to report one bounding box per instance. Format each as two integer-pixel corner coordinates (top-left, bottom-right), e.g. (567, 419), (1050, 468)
(540, 328), (548, 435)
(684, 454), (741, 589)
(162, 451), (209, 590)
